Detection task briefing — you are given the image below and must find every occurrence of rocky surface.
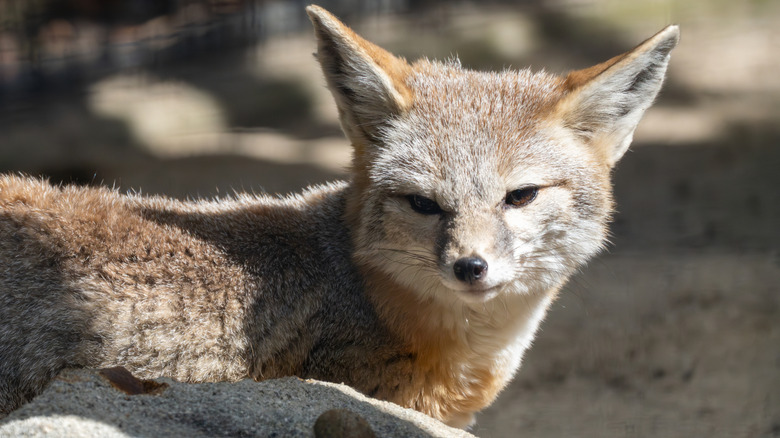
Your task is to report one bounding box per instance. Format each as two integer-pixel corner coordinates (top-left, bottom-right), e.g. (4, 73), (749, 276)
(0, 369), (473, 438)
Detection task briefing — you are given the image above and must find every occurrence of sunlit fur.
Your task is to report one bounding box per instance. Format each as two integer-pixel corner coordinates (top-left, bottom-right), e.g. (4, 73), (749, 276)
(0, 5), (678, 428)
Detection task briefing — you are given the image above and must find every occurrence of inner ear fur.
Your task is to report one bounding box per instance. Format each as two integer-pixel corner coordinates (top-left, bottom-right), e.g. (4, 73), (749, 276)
(553, 25), (680, 167)
(306, 5), (412, 153)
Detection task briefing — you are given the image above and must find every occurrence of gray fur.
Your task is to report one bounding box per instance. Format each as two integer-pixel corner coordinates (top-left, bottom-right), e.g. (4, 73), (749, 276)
(0, 179), (407, 415)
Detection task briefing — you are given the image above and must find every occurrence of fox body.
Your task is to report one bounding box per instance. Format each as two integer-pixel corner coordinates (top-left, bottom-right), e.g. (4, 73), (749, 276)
(0, 6), (678, 427)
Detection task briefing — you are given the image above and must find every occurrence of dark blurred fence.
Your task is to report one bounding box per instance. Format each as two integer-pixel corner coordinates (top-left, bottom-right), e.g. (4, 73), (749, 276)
(0, 0), (446, 103)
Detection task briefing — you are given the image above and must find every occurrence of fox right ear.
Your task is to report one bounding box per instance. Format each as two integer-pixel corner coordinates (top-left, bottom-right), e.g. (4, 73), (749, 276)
(552, 25), (679, 167)
(306, 5), (412, 153)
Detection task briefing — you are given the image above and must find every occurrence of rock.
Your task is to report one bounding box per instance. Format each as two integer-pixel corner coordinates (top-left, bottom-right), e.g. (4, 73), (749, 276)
(313, 409), (377, 438)
(0, 369), (474, 438)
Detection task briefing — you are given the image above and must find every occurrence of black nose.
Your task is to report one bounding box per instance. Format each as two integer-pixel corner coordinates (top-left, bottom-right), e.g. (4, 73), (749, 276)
(453, 257), (488, 284)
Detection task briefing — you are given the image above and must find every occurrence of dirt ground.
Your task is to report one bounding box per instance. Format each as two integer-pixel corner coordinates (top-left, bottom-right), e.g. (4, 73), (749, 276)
(0, 2), (778, 437)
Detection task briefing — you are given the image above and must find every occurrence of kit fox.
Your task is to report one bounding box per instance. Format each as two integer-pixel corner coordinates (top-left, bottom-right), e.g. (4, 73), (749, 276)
(0, 5), (678, 428)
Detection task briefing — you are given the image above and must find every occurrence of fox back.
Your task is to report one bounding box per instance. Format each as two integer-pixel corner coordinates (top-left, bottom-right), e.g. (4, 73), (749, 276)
(0, 5), (678, 428)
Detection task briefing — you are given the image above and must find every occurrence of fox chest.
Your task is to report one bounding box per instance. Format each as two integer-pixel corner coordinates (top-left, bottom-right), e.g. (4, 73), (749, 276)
(371, 342), (518, 426)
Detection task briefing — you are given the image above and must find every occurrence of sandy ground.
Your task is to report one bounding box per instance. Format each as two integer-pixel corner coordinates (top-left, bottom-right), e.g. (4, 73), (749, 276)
(0, 2), (778, 437)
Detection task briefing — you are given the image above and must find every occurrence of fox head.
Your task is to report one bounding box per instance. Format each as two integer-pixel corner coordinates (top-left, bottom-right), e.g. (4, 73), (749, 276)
(307, 6), (678, 306)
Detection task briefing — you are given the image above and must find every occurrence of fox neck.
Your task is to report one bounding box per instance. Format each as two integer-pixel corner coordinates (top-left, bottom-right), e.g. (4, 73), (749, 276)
(361, 263), (557, 376)
(360, 264), (558, 425)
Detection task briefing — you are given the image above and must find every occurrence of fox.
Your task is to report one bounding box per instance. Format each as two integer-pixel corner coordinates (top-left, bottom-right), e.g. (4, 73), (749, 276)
(0, 5), (678, 428)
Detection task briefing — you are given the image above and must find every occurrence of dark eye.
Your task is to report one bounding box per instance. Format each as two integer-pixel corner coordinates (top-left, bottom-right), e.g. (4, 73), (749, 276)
(406, 195), (442, 215)
(505, 187), (539, 207)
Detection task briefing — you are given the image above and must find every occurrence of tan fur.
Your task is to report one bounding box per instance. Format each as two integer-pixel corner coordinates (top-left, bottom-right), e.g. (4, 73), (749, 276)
(364, 265), (555, 422)
(0, 6), (678, 428)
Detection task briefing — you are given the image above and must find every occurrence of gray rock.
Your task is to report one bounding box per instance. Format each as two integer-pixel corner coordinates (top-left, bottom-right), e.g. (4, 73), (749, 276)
(0, 369), (474, 438)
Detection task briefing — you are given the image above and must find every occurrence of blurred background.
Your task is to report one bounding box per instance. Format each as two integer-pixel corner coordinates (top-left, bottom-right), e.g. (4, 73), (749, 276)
(0, 1), (778, 437)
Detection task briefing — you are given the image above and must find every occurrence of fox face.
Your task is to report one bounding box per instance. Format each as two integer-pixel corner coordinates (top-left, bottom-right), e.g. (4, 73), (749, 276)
(307, 7), (678, 309)
(354, 66), (612, 305)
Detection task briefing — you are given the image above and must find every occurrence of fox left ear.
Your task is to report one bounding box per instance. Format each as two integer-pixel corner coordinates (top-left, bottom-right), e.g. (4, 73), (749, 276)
(553, 26), (680, 167)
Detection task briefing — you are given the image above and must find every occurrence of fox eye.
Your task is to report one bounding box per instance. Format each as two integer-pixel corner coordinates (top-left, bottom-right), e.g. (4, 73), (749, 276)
(505, 187), (539, 207)
(406, 195), (442, 215)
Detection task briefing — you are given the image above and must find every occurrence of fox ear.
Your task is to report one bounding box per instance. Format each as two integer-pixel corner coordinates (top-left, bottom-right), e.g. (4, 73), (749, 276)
(553, 25), (679, 167)
(306, 5), (412, 152)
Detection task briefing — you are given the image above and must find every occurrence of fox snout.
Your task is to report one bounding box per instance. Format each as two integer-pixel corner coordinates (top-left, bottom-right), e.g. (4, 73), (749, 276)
(453, 256), (488, 284)
(442, 249), (507, 302)
(436, 212), (515, 301)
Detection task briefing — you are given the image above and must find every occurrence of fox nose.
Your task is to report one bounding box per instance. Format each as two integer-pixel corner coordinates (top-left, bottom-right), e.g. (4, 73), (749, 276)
(453, 257), (488, 284)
